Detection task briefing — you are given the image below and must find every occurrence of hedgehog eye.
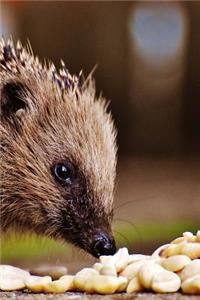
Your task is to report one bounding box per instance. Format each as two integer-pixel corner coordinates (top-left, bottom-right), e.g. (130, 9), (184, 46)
(53, 163), (75, 185)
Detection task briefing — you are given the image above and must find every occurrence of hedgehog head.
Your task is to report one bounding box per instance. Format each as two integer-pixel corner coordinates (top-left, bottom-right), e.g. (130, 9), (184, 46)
(0, 39), (117, 257)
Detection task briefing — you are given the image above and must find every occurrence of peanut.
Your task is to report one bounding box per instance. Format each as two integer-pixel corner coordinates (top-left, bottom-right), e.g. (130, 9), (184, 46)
(120, 260), (145, 280)
(178, 259), (200, 282)
(126, 276), (143, 293)
(100, 262), (117, 277)
(24, 275), (52, 292)
(161, 255), (191, 272)
(114, 248), (129, 273)
(172, 237), (187, 244)
(181, 242), (200, 259)
(162, 238), (200, 259)
(116, 276), (128, 292)
(138, 261), (164, 289)
(196, 231), (200, 242)
(44, 275), (74, 293)
(152, 244), (171, 258)
(181, 275), (200, 294)
(128, 254), (151, 264)
(152, 270), (181, 293)
(183, 232), (196, 242)
(100, 247), (129, 273)
(0, 265), (30, 291)
(74, 268), (99, 291)
(0, 277), (25, 291)
(93, 263), (103, 273)
(74, 272), (127, 294)
(0, 265), (30, 280)
(161, 242), (185, 257)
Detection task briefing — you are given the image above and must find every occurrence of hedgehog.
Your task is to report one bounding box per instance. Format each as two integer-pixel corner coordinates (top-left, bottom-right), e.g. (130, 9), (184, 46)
(0, 38), (117, 258)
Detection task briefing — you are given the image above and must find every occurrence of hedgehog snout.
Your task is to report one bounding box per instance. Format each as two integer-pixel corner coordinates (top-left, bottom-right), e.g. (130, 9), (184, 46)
(91, 233), (116, 258)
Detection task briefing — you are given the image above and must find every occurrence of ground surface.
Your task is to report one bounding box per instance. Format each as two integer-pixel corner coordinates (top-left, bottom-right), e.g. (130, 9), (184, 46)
(0, 292), (199, 300)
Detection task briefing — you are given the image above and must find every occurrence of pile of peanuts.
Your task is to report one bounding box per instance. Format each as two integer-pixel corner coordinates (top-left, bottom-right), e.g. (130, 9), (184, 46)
(0, 230), (199, 294)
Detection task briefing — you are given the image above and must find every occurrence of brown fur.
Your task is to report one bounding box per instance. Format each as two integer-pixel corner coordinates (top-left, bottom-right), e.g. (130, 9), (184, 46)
(0, 39), (117, 255)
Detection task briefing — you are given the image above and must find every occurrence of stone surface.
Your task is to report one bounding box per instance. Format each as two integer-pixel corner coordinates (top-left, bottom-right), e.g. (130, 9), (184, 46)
(0, 292), (199, 300)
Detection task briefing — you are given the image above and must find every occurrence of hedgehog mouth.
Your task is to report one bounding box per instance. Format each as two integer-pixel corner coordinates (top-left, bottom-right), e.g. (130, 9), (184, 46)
(88, 233), (116, 258)
(61, 229), (116, 258)
(59, 212), (116, 257)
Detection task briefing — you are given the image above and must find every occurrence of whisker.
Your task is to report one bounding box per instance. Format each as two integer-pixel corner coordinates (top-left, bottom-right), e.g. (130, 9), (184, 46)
(113, 218), (143, 249)
(113, 177), (119, 199)
(114, 194), (158, 212)
(113, 229), (130, 246)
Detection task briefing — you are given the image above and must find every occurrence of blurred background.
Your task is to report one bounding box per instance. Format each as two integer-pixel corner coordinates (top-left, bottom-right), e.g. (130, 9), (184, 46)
(1, 1), (199, 273)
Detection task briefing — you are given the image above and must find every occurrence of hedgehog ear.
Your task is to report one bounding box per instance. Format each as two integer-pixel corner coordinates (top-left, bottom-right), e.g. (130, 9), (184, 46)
(1, 81), (27, 120)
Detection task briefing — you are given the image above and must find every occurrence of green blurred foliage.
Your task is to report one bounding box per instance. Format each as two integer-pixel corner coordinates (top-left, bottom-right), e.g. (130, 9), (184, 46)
(1, 221), (199, 262)
(114, 220), (199, 246)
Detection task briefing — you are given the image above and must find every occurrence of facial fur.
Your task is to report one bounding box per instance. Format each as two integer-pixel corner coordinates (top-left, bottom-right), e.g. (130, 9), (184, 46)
(0, 39), (117, 256)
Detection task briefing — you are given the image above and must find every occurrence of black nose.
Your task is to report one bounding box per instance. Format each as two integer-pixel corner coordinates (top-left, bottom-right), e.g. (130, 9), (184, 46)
(91, 233), (116, 258)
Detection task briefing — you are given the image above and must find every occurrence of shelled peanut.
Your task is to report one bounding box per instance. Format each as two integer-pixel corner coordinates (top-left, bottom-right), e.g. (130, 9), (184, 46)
(0, 230), (199, 294)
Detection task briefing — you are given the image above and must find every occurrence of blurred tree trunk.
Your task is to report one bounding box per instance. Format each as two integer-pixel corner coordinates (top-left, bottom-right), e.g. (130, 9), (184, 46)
(184, 2), (200, 150)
